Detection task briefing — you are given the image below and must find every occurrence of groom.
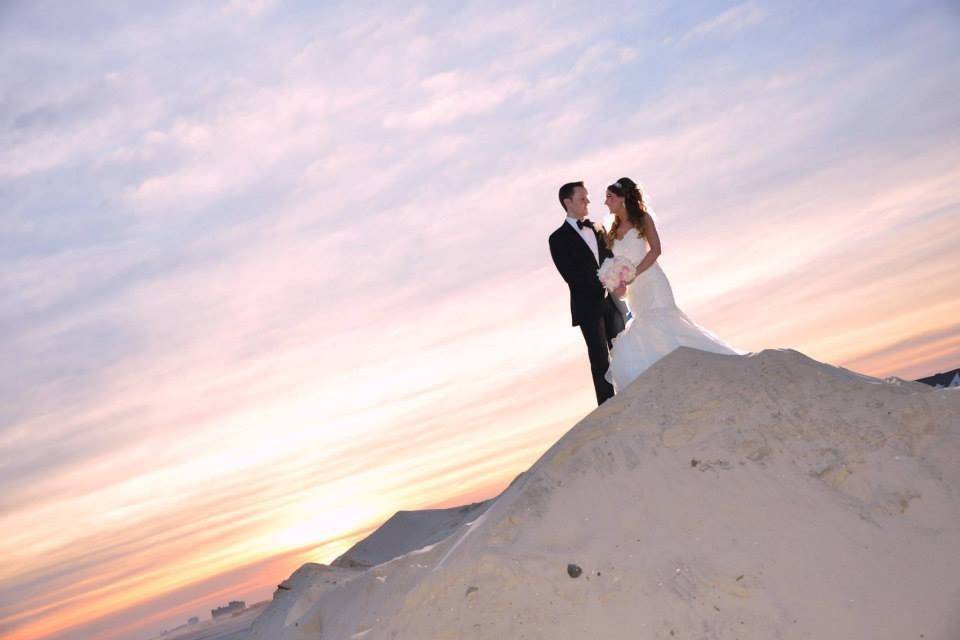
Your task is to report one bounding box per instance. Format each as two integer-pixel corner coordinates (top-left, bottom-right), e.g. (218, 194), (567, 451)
(549, 181), (626, 405)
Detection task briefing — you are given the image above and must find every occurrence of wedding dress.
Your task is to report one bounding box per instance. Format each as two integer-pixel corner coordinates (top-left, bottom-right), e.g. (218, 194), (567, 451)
(606, 228), (741, 391)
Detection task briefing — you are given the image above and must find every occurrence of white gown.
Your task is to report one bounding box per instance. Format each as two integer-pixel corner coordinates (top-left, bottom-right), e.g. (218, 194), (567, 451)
(606, 228), (741, 391)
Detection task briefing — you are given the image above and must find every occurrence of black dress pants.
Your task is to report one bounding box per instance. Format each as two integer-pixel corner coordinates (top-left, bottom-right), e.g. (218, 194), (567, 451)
(579, 314), (615, 405)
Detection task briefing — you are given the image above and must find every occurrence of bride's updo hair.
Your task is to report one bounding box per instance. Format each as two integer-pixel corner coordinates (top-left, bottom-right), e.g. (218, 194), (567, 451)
(607, 177), (649, 242)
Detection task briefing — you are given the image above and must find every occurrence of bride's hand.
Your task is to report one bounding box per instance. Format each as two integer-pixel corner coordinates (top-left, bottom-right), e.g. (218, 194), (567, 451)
(613, 284), (627, 298)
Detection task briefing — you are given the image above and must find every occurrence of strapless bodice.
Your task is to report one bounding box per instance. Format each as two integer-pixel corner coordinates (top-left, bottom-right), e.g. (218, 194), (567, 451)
(611, 228), (647, 264)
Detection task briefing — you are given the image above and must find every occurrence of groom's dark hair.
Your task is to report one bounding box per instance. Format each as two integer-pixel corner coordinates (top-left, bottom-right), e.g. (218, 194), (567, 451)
(558, 181), (584, 212)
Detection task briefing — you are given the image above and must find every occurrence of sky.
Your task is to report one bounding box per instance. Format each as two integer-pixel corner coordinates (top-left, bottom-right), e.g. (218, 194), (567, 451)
(1, 1), (959, 638)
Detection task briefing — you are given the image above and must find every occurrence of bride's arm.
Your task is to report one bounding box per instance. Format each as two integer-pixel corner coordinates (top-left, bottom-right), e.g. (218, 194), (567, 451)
(633, 214), (662, 276)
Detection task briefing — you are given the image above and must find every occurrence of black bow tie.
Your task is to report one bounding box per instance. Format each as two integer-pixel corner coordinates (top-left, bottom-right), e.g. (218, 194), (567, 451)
(577, 218), (595, 230)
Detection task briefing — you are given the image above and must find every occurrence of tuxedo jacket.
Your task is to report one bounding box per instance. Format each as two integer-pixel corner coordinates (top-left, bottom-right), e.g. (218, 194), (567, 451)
(549, 221), (625, 332)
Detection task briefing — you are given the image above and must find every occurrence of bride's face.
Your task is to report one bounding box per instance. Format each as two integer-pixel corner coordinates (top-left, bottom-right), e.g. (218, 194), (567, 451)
(605, 191), (625, 217)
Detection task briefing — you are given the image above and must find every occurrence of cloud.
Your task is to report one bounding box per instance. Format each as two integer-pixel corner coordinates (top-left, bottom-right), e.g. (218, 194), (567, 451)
(221, 0), (278, 19)
(123, 84), (349, 211)
(678, 1), (766, 45)
(384, 72), (526, 130)
(842, 323), (960, 380)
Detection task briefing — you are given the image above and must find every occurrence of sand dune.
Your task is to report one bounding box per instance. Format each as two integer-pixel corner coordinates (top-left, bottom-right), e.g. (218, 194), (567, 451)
(332, 500), (493, 569)
(243, 348), (960, 639)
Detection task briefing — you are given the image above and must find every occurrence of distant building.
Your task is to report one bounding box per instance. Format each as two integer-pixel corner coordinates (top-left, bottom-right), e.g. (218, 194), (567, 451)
(211, 600), (246, 619)
(188, 617), (199, 625)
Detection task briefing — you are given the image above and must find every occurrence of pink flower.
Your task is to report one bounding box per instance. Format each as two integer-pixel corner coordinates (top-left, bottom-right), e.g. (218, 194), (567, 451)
(597, 255), (637, 292)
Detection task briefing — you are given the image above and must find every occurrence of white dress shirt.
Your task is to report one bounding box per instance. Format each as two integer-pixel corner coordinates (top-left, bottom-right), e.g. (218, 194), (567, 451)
(566, 216), (599, 264)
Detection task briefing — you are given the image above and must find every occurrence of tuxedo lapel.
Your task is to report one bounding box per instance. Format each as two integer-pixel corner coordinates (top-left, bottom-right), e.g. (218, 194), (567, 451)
(592, 227), (610, 262)
(559, 221), (599, 267)
(595, 227), (611, 262)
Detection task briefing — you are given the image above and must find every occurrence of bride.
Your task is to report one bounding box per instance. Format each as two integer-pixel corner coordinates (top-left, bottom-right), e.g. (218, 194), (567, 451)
(603, 177), (742, 391)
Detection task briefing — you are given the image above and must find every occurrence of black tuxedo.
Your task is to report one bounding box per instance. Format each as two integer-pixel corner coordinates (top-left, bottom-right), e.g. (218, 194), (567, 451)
(549, 220), (626, 405)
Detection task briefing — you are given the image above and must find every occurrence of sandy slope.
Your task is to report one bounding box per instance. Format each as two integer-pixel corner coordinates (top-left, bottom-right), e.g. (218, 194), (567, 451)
(244, 348), (960, 640)
(332, 501), (493, 569)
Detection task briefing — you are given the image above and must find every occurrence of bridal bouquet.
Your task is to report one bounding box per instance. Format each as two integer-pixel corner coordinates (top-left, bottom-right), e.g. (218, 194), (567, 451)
(597, 256), (636, 293)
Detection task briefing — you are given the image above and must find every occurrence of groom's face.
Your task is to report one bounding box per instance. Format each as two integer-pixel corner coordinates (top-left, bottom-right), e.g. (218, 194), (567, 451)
(567, 186), (589, 219)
